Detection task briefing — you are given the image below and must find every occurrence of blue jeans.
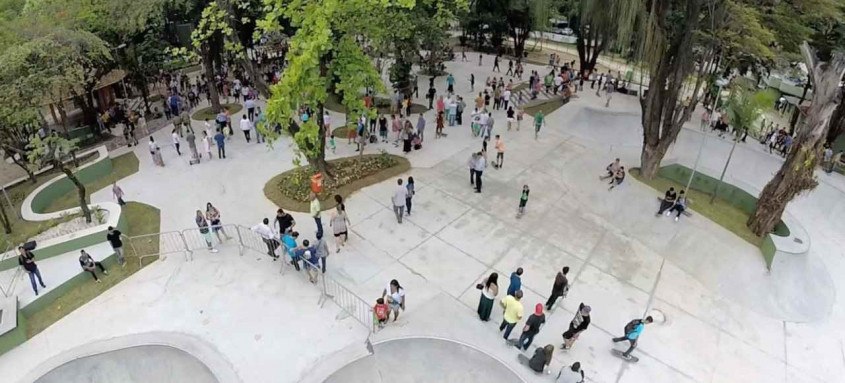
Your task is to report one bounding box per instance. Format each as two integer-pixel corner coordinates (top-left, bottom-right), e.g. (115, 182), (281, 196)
(448, 114), (456, 126)
(500, 320), (516, 340)
(314, 217), (323, 238)
(27, 267), (45, 294)
(517, 331), (536, 350)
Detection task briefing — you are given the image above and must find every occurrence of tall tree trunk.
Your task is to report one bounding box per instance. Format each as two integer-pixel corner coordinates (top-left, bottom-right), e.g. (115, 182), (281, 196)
(12, 155), (36, 183)
(827, 91), (845, 144)
(140, 75), (152, 114)
(639, 0), (703, 179)
(202, 45), (222, 113)
(0, 197), (10, 234)
(748, 43), (845, 236)
(59, 164), (92, 223)
(789, 81), (812, 133)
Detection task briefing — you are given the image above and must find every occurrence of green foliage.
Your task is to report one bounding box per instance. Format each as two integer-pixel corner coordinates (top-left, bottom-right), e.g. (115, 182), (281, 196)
(25, 134), (80, 169)
(726, 86), (778, 136)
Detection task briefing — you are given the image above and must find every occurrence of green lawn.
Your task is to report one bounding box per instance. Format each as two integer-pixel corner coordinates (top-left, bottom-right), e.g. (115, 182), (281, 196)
(43, 153), (140, 213)
(25, 202), (161, 337)
(191, 103), (243, 121)
(630, 168), (764, 246)
(524, 97), (568, 117)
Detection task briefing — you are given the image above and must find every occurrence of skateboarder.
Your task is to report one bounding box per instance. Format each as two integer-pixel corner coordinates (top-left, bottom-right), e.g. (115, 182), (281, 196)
(612, 316), (653, 359)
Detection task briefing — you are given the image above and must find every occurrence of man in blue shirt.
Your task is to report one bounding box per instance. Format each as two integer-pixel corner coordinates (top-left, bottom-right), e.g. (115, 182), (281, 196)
(213, 128), (226, 159)
(612, 316), (654, 358)
(282, 231), (299, 270)
(507, 267), (523, 296)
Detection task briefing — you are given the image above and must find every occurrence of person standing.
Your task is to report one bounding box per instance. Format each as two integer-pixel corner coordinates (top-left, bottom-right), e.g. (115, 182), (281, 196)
(517, 185), (530, 217)
(18, 246), (46, 295)
(446, 73), (455, 94)
(391, 178), (408, 223)
(823, 145), (834, 173)
(275, 208), (296, 235)
(330, 195), (350, 251)
(195, 211), (218, 253)
(382, 279), (406, 321)
(202, 130), (213, 160)
(240, 114), (252, 142)
(426, 86), (436, 109)
(468, 152), (478, 186)
(507, 267), (523, 296)
(448, 98), (457, 126)
(404, 176), (416, 215)
(534, 111), (545, 140)
(186, 128), (199, 162)
(457, 96), (466, 125)
(612, 316), (654, 358)
(251, 218), (279, 259)
(556, 362), (586, 383)
(79, 250), (108, 283)
(315, 232), (330, 273)
(474, 151), (486, 193)
(214, 128), (226, 159)
(562, 303), (592, 349)
(499, 289), (523, 340)
(112, 182), (126, 206)
(470, 73), (475, 92)
(493, 55), (500, 72)
(494, 135), (505, 168)
(149, 137), (164, 166)
(476, 272), (499, 321)
(205, 203), (232, 242)
(415, 114), (426, 142)
(106, 225), (128, 267)
(506, 60), (514, 76)
(245, 97), (256, 121)
(516, 304), (546, 350)
(546, 266), (570, 309)
(282, 231), (300, 270)
(310, 192), (323, 238)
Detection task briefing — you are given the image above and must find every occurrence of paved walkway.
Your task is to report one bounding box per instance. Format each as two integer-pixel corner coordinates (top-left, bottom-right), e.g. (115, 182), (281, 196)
(1, 56), (843, 383)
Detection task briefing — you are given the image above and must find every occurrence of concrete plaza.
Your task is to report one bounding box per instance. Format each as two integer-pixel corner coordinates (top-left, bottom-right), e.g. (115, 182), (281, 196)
(0, 55), (843, 383)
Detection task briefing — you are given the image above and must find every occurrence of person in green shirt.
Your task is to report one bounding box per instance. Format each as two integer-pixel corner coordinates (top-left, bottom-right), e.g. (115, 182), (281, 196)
(534, 111), (544, 139)
(517, 185), (530, 218)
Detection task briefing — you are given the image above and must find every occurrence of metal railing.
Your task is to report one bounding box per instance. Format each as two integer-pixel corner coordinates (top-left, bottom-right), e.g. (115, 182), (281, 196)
(125, 224), (377, 343)
(0, 242), (24, 297)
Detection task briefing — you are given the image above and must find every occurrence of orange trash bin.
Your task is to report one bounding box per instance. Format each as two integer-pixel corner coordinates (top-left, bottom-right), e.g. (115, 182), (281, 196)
(310, 173), (323, 193)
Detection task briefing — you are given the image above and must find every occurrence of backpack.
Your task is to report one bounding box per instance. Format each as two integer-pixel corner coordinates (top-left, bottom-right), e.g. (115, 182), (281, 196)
(624, 319), (642, 335)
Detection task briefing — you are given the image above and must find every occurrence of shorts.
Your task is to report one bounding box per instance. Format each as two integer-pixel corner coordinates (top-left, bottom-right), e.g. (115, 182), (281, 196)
(333, 231), (348, 238)
(389, 301), (401, 312)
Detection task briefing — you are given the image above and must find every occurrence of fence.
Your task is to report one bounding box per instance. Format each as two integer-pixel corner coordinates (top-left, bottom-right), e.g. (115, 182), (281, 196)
(124, 224), (377, 339)
(0, 242), (22, 297)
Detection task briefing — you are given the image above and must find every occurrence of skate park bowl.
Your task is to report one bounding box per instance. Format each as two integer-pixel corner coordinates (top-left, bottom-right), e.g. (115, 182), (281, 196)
(323, 337), (523, 383)
(33, 345), (219, 383)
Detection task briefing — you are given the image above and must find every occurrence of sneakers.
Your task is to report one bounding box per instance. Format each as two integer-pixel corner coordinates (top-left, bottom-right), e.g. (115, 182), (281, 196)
(103, 270), (109, 275)
(665, 211), (671, 216)
(674, 216), (679, 222)
(210, 248), (219, 253)
(96, 279), (102, 283)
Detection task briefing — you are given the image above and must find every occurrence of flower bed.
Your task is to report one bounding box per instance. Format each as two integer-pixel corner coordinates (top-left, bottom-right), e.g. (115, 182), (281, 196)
(264, 153), (411, 212)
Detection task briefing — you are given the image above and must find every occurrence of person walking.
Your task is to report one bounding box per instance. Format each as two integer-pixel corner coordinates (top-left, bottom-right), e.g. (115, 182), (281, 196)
(468, 152), (478, 187)
(205, 203), (232, 242)
(18, 246), (46, 295)
(534, 111), (544, 139)
(149, 137), (164, 166)
(516, 304), (546, 350)
(195, 210), (219, 253)
(562, 303), (592, 349)
(556, 362), (586, 383)
(186, 128), (199, 162)
(171, 129), (182, 156)
(240, 114), (252, 142)
(310, 192), (323, 237)
(112, 182), (126, 206)
(499, 290), (524, 341)
(507, 267), (523, 296)
(416, 114), (426, 142)
(446, 73), (455, 94)
(282, 231), (300, 270)
(391, 178), (408, 223)
(476, 272), (499, 321)
(546, 266), (570, 309)
(315, 232), (329, 273)
(330, 195), (350, 251)
(245, 97), (256, 121)
(404, 176), (416, 216)
(275, 208), (296, 235)
(251, 218), (279, 259)
(214, 128), (226, 159)
(106, 226), (128, 267)
(79, 250), (108, 283)
(202, 130), (213, 160)
(494, 135), (505, 168)
(382, 279), (406, 321)
(474, 151), (486, 193)
(612, 316), (654, 358)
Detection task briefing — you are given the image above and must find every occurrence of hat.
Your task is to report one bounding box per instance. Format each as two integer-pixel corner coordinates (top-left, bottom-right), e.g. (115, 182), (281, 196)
(535, 303), (543, 315)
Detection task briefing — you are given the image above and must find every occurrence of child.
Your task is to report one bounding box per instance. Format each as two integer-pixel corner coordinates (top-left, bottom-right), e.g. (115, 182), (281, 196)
(517, 185), (530, 218)
(374, 297), (389, 328)
(516, 109), (524, 131)
(329, 134), (336, 154)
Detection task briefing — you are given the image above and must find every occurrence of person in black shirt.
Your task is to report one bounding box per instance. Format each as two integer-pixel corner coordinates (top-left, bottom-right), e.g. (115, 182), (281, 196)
(545, 266), (570, 310)
(79, 250), (108, 283)
(562, 303), (592, 349)
(18, 246), (46, 295)
(527, 344), (554, 373)
(106, 226), (127, 267)
(516, 303), (546, 350)
(275, 209), (296, 235)
(656, 187), (677, 216)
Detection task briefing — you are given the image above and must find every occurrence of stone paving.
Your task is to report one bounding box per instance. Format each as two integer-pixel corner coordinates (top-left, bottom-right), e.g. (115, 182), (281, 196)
(1, 54), (844, 383)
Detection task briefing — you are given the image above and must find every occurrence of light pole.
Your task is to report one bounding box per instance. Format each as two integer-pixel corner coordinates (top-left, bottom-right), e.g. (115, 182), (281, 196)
(685, 78), (728, 192)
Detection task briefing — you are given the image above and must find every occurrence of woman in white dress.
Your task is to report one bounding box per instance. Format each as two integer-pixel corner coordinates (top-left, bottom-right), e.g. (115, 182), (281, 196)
(202, 130), (213, 160)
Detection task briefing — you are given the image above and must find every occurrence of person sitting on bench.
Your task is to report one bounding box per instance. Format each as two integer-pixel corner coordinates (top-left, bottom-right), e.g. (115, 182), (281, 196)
(669, 191), (687, 222)
(656, 187), (677, 216)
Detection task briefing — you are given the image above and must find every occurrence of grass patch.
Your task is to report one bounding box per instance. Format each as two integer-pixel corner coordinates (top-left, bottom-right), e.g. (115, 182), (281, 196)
(524, 96), (568, 116)
(0, 153), (99, 250)
(264, 153), (411, 212)
(324, 93), (427, 116)
(25, 202), (161, 338)
(191, 103), (243, 121)
(42, 153), (140, 213)
(630, 168), (764, 246)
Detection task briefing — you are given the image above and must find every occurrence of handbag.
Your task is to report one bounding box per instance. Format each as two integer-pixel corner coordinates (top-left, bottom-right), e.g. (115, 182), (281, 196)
(476, 283), (483, 290)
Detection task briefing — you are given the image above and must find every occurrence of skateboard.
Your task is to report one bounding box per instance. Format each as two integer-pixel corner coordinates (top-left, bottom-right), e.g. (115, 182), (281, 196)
(611, 349), (639, 362)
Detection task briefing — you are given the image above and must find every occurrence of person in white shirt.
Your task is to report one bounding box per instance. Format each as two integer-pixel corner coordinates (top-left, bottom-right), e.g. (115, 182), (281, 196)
(502, 89), (511, 110)
(240, 114), (252, 143)
(252, 218), (279, 259)
(556, 362), (585, 383)
(171, 129), (181, 156)
(245, 97), (256, 121)
(554, 75), (563, 94)
(149, 137), (164, 167)
(474, 151), (486, 193)
(391, 178), (408, 224)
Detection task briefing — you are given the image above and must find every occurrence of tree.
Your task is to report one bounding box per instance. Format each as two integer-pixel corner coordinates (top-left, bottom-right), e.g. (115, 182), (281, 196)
(258, 0), (400, 176)
(26, 135), (92, 223)
(572, 0), (639, 76)
(747, 43), (845, 236)
(0, 106), (40, 183)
